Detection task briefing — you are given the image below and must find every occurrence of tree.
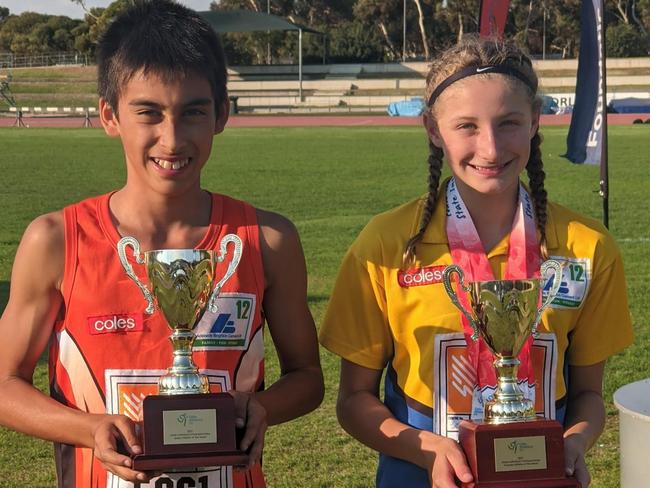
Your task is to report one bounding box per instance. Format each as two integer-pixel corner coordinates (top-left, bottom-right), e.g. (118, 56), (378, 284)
(545, 0), (581, 57)
(639, 0), (650, 30)
(3, 0), (646, 63)
(326, 20), (385, 62)
(437, 0), (480, 44)
(0, 12), (48, 53)
(0, 6), (10, 25)
(290, 0), (353, 25)
(86, 0), (130, 45)
(606, 22), (648, 55)
(354, 0), (402, 59)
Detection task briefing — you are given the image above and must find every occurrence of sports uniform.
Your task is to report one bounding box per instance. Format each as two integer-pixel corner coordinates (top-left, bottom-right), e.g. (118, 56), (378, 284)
(50, 192), (266, 488)
(319, 178), (633, 487)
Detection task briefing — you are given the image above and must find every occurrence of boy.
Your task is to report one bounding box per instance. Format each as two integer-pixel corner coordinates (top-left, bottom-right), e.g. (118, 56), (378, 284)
(0, 1), (324, 487)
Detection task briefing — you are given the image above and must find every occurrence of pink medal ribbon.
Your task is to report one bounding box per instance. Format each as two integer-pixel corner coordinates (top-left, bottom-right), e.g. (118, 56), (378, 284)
(445, 178), (540, 391)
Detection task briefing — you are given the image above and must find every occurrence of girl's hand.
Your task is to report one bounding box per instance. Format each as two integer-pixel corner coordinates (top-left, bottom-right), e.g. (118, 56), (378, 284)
(421, 431), (474, 488)
(564, 433), (590, 487)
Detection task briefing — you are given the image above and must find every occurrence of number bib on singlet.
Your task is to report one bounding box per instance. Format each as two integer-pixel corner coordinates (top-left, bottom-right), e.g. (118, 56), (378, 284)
(107, 467), (232, 488)
(105, 369), (233, 488)
(433, 333), (558, 440)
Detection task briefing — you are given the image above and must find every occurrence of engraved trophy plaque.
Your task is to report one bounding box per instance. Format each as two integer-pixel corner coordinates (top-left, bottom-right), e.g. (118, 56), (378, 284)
(442, 260), (580, 487)
(117, 235), (248, 471)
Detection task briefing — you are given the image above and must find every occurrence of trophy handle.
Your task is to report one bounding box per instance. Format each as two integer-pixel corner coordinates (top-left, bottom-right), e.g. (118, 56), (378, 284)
(442, 265), (480, 341)
(208, 234), (243, 313)
(531, 259), (563, 337)
(117, 236), (155, 315)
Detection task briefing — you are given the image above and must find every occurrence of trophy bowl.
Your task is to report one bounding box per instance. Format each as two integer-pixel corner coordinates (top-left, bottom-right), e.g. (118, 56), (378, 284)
(116, 235), (249, 470)
(442, 260), (562, 424)
(146, 249), (215, 395)
(442, 261), (580, 487)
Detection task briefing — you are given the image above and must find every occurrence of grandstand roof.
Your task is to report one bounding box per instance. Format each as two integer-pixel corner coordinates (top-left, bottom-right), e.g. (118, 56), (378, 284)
(199, 10), (322, 35)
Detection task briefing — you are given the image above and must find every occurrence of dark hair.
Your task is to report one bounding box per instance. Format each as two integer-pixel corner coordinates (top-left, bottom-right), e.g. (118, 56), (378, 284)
(97, 0), (228, 117)
(403, 34), (548, 266)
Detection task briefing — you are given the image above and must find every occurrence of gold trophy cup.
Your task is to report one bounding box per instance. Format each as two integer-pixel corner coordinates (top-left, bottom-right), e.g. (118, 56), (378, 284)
(442, 261), (579, 487)
(117, 235), (248, 470)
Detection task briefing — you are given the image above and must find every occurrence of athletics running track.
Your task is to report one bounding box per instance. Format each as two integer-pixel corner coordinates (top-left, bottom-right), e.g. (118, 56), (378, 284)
(0, 114), (648, 128)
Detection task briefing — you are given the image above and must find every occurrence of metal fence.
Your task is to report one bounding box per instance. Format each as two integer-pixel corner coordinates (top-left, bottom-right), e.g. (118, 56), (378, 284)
(0, 52), (91, 69)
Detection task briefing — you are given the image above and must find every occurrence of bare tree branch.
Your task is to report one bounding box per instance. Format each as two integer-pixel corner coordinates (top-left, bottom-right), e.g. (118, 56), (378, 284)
(413, 0), (431, 59)
(70, 0), (99, 20)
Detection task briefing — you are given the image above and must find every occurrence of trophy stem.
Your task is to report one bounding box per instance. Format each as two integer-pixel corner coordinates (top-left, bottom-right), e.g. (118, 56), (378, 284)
(158, 330), (210, 395)
(484, 357), (536, 424)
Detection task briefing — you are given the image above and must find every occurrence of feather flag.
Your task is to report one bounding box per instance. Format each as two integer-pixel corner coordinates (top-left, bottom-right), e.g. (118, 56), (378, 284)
(479, 0), (510, 38)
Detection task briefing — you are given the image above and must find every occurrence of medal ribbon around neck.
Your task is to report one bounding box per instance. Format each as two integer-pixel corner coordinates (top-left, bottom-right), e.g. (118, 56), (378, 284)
(445, 177), (540, 390)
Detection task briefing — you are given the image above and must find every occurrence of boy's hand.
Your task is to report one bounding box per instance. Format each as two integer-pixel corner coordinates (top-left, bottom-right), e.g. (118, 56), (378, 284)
(564, 433), (590, 487)
(92, 414), (152, 483)
(230, 390), (267, 468)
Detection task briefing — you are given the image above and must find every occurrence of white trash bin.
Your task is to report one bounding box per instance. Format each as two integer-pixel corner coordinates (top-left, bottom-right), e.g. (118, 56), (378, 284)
(613, 378), (650, 488)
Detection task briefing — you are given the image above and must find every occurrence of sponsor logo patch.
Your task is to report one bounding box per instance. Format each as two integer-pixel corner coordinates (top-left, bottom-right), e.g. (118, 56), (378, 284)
(398, 265), (446, 287)
(87, 313), (144, 335)
(193, 293), (256, 350)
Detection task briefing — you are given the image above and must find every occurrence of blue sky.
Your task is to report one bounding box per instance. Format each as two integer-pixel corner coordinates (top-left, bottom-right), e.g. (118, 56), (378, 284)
(1, 1), (215, 19)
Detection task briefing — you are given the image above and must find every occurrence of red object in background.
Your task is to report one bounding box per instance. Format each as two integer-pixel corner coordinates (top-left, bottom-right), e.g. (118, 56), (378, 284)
(479, 0), (510, 38)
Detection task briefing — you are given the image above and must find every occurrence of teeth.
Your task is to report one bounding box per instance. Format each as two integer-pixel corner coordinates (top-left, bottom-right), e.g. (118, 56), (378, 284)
(153, 158), (190, 170)
(472, 162), (507, 169)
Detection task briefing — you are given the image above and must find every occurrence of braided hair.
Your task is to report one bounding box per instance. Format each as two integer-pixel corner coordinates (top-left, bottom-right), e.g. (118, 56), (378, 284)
(403, 35), (548, 265)
(403, 141), (443, 266)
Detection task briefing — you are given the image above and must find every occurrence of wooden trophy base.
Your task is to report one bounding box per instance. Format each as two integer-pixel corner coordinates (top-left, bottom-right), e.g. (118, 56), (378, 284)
(132, 393), (249, 471)
(458, 418), (580, 488)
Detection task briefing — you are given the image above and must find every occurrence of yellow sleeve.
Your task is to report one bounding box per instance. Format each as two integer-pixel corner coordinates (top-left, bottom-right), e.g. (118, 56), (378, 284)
(319, 246), (393, 371)
(567, 244), (634, 366)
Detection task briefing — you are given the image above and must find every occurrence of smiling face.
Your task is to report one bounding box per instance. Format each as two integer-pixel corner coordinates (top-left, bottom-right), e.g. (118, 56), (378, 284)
(426, 75), (539, 203)
(100, 69), (228, 198)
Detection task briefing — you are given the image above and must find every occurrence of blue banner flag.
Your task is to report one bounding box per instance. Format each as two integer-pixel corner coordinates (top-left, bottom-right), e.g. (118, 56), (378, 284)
(564, 0), (606, 165)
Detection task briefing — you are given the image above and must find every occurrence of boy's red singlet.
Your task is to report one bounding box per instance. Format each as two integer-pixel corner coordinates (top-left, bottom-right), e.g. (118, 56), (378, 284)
(50, 192), (266, 488)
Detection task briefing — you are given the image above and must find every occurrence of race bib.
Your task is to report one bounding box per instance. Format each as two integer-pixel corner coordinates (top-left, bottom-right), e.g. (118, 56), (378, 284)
(432, 333), (557, 440)
(107, 467), (231, 488)
(104, 369), (233, 488)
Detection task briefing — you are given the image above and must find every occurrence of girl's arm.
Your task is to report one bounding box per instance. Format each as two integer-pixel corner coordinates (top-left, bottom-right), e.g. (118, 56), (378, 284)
(337, 359), (474, 488)
(563, 361), (607, 488)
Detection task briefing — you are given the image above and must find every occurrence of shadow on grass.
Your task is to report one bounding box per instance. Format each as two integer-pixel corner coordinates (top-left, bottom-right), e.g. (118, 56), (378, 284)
(0, 281), (7, 314)
(307, 294), (329, 306)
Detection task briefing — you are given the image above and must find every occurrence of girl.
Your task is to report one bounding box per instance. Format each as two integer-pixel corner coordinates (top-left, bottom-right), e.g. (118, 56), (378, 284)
(319, 35), (633, 488)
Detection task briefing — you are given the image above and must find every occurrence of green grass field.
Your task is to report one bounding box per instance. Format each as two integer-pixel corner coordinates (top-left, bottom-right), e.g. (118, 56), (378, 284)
(0, 125), (648, 487)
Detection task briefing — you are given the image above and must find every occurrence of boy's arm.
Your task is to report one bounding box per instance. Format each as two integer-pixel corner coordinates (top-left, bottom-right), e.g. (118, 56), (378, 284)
(0, 213), (149, 483)
(231, 209), (324, 463)
(256, 210), (324, 421)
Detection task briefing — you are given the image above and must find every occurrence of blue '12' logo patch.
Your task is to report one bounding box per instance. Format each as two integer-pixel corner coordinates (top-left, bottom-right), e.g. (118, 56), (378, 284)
(542, 257), (590, 309)
(193, 293), (256, 350)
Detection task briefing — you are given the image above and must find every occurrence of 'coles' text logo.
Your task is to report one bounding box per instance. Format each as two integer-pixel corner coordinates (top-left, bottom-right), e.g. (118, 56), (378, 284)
(87, 313), (144, 335)
(398, 266), (446, 287)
